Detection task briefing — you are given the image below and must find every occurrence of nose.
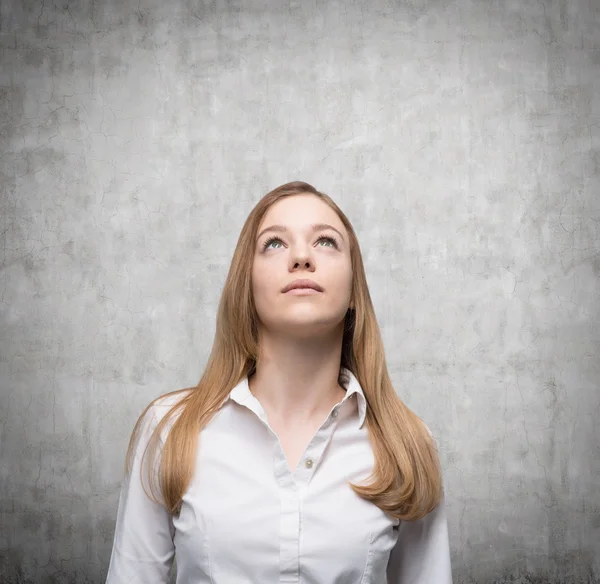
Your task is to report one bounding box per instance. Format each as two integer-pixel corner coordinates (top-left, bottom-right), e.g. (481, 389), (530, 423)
(289, 248), (314, 271)
(292, 258), (312, 270)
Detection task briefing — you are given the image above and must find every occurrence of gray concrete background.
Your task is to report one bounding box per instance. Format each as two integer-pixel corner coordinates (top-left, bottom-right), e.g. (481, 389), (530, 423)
(0, 0), (598, 582)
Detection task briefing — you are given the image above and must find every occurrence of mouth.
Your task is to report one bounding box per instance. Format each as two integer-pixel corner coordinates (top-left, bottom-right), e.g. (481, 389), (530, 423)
(284, 288), (322, 295)
(282, 279), (324, 293)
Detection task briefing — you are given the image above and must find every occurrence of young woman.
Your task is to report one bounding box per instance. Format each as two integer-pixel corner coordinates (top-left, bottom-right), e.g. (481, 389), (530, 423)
(105, 181), (453, 583)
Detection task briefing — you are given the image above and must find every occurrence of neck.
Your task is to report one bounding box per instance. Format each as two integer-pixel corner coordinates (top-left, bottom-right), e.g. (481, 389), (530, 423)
(248, 325), (347, 426)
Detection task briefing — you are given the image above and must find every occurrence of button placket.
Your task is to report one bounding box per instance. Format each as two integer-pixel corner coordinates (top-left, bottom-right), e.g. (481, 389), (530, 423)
(279, 473), (300, 582)
(297, 427), (328, 481)
(295, 403), (344, 484)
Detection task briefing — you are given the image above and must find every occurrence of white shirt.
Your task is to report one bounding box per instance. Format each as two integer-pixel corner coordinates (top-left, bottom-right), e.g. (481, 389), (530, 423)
(106, 368), (453, 583)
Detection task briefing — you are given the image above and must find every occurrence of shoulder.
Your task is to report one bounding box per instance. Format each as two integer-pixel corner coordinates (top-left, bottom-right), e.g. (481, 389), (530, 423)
(422, 421), (434, 438)
(151, 388), (192, 414)
(418, 419), (440, 450)
(141, 388), (193, 442)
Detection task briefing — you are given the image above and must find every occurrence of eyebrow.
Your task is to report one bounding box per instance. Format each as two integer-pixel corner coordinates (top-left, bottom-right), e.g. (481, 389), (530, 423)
(256, 223), (345, 243)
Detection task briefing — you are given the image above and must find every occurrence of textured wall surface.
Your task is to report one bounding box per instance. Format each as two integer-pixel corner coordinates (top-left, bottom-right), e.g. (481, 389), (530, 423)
(1, 0), (599, 582)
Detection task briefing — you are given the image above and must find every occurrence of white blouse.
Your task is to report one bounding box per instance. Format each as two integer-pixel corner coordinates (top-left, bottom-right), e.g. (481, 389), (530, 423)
(106, 368), (453, 583)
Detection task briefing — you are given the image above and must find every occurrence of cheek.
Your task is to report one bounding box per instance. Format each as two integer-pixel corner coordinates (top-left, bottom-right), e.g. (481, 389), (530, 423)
(251, 266), (273, 303)
(341, 264), (353, 290)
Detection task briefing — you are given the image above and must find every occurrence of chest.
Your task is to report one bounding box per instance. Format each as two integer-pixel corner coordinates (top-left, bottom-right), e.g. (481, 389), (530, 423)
(171, 406), (399, 583)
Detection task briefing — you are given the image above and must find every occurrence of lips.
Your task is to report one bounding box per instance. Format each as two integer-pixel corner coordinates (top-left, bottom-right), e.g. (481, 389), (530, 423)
(282, 279), (324, 293)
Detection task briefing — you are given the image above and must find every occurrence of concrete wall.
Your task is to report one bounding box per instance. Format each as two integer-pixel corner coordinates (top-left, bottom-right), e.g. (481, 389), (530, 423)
(1, 0), (598, 582)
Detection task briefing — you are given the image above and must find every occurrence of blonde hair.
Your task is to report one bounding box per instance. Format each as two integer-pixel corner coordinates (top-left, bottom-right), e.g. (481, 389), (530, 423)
(124, 181), (443, 521)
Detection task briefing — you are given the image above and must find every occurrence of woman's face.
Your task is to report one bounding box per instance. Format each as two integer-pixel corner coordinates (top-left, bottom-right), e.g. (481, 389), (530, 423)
(252, 194), (353, 340)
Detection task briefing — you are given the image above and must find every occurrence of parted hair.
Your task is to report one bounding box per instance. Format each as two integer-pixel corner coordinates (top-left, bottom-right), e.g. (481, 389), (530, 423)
(124, 181), (444, 521)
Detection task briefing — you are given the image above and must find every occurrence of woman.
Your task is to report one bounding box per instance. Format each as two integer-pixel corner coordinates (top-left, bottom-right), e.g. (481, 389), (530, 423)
(105, 181), (453, 583)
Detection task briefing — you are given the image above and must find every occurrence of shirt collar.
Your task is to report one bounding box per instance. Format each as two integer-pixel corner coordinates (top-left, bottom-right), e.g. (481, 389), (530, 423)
(225, 367), (367, 429)
(340, 367), (368, 429)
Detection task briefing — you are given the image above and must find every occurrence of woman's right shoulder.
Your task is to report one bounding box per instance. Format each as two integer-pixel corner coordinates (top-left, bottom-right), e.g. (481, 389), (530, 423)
(139, 388), (194, 439)
(150, 387), (193, 414)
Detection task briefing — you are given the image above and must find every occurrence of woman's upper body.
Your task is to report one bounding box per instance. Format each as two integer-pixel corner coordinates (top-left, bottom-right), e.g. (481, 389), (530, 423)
(105, 368), (452, 584)
(105, 182), (453, 583)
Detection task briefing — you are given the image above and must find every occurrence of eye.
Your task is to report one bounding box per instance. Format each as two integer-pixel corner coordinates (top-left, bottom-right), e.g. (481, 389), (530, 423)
(262, 236), (284, 250)
(262, 235), (340, 250)
(317, 235), (339, 249)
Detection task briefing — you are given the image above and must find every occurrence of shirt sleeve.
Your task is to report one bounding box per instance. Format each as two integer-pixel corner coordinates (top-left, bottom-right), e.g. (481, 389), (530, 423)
(386, 489), (453, 584)
(386, 424), (453, 584)
(105, 404), (176, 584)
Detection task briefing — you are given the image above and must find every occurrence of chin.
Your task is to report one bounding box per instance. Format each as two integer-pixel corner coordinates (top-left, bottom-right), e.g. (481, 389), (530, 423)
(268, 315), (346, 338)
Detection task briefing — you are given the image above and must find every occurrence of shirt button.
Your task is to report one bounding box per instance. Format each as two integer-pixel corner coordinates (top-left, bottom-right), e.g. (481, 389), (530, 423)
(331, 409), (339, 419)
(305, 458), (314, 469)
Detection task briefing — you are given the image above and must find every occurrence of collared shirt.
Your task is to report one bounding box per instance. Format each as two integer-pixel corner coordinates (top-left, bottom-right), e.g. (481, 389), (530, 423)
(106, 368), (453, 583)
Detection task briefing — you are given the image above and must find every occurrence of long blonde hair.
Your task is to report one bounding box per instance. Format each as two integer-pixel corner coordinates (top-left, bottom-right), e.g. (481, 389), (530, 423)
(124, 181), (443, 521)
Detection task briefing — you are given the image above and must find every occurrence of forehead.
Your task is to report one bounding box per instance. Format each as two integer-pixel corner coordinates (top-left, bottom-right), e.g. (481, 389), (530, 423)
(259, 194), (344, 230)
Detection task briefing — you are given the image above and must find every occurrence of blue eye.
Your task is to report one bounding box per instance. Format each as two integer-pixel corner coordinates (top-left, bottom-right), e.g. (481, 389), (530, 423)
(263, 236), (283, 250)
(318, 236), (338, 248)
(262, 235), (339, 250)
